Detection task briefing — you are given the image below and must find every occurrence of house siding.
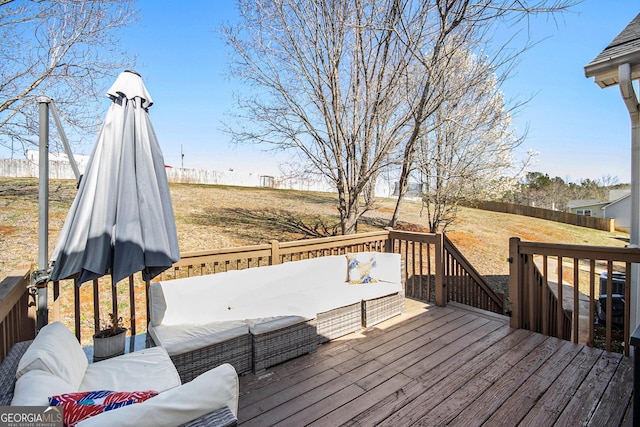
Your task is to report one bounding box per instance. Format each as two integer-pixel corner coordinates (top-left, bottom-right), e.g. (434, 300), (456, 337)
(604, 196), (631, 232)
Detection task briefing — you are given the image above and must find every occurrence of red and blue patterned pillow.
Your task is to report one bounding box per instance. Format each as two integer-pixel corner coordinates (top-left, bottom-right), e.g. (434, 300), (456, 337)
(49, 390), (158, 426)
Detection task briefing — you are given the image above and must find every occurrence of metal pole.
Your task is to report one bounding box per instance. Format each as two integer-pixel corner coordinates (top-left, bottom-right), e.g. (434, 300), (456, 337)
(37, 96), (50, 329)
(49, 100), (81, 184)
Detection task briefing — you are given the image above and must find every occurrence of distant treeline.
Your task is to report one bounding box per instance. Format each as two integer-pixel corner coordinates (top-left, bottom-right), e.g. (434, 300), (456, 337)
(498, 172), (627, 211)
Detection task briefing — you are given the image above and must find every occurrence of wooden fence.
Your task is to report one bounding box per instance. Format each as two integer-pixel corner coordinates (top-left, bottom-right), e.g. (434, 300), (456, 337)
(467, 200), (615, 232)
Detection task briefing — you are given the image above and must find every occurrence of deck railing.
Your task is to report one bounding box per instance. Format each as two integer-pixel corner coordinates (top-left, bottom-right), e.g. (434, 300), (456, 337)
(0, 267), (36, 360)
(443, 235), (504, 314)
(0, 230), (504, 362)
(509, 237), (640, 355)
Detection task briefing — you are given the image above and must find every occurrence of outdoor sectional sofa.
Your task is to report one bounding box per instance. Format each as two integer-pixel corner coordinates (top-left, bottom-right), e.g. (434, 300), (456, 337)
(5, 322), (239, 427)
(148, 251), (405, 381)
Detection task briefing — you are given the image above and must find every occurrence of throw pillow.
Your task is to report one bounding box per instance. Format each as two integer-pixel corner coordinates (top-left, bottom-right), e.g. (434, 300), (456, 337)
(346, 253), (379, 284)
(49, 390), (158, 426)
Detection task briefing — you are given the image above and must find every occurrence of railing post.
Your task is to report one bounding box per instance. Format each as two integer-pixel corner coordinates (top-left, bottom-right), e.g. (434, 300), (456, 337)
(270, 240), (281, 265)
(435, 233), (445, 307)
(509, 237), (521, 329)
(384, 228), (393, 253)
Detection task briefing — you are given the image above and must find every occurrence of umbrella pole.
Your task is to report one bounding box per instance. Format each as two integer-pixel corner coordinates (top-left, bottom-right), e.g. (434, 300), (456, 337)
(36, 97), (51, 330)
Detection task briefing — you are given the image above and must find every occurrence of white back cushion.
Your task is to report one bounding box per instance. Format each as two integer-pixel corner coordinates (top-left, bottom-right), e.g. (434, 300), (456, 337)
(16, 322), (88, 389)
(368, 252), (402, 283)
(150, 271), (244, 326)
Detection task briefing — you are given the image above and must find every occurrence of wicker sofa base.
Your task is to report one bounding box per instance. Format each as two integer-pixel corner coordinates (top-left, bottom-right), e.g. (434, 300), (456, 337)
(252, 319), (318, 372)
(316, 302), (362, 343)
(362, 293), (405, 328)
(0, 340), (33, 406)
(170, 333), (252, 383)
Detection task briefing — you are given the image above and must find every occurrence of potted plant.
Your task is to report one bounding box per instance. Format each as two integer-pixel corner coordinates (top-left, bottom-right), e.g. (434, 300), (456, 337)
(93, 313), (127, 362)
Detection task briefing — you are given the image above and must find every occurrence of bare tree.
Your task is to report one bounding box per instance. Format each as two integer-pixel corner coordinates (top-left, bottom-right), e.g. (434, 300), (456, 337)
(224, 0), (576, 234)
(387, 0), (576, 228)
(416, 43), (520, 232)
(0, 0), (138, 156)
(224, 0), (418, 234)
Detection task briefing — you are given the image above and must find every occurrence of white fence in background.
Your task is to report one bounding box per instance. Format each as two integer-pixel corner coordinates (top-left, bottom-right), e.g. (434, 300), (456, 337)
(0, 154), (396, 196)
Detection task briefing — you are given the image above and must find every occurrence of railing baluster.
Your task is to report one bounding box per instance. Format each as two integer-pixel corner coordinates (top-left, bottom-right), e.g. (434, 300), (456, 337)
(606, 261), (613, 352)
(527, 255), (536, 332)
(541, 256), (549, 336)
(589, 259), (595, 347)
(128, 275), (136, 336)
(426, 242), (432, 302)
(557, 256), (564, 339)
(418, 242), (422, 299)
(625, 262), (631, 356)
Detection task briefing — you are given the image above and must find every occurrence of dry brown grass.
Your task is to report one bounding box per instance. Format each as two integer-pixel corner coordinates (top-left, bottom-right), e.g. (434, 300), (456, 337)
(0, 177), (629, 296)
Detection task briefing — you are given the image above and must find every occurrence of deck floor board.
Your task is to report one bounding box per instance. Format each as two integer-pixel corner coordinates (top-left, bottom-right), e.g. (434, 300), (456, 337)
(237, 299), (633, 426)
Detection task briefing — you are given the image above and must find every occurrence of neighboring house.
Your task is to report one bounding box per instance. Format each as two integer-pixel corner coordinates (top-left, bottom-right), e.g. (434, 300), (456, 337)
(567, 199), (608, 218)
(568, 189), (631, 232)
(603, 193), (631, 232)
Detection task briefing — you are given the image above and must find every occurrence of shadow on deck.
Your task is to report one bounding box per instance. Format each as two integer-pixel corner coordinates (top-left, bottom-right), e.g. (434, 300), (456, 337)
(238, 298), (633, 426)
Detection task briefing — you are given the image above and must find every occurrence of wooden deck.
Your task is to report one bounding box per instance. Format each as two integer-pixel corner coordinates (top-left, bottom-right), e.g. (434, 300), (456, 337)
(238, 299), (634, 426)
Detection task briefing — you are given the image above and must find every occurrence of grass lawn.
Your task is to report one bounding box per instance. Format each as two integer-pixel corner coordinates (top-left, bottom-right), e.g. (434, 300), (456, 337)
(0, 177), (629, 295)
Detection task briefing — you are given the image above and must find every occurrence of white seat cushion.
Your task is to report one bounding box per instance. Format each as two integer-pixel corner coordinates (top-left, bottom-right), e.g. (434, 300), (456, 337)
(148, 321), (249, 356)
(80, 347), (180, 393)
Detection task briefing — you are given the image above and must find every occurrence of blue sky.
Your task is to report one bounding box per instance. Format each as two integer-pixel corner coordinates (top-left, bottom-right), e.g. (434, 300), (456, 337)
(117, 0), (639, 183)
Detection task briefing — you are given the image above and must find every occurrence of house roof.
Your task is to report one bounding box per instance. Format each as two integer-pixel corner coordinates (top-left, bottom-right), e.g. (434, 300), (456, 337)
(584, 13), (640, 88)
(604, 192), (631, 209)
(567, 199), (608, 209)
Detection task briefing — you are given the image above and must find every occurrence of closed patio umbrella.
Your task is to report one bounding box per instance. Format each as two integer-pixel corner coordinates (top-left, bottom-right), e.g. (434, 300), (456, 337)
(50, 70), (180, 285)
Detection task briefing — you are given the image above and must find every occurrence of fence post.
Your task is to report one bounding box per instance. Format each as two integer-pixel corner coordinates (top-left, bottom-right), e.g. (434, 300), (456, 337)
(435, 233), (445, 307)
(509, 237), (521, 329)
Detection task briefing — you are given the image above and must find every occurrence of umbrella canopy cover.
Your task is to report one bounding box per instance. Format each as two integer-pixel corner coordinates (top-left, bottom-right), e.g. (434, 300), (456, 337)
(50, 70), (180, 285)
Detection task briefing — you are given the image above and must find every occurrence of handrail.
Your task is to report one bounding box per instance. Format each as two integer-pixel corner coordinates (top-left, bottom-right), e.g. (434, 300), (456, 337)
(517, 240), (640, 261)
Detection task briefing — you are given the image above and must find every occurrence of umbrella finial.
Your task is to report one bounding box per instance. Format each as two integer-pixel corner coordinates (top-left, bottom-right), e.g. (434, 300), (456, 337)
(107, 70), (153, 108)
